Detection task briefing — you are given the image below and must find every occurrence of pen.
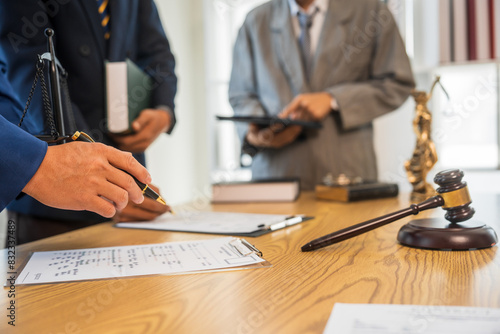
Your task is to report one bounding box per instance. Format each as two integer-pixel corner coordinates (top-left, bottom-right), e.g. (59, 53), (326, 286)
(121, 169), (166, 205)
(71, 131), (167, 206)
(259, 215), (304, 231)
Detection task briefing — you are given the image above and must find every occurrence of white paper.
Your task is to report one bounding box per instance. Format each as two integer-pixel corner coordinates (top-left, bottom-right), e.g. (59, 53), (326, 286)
(324, 303), (500, 334)
(16, 237), (265, 285)
(116, 211), (293, 234)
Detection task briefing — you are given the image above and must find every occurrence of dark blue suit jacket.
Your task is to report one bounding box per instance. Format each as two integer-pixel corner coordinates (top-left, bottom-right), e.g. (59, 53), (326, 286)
(0, 69), (47, 211)
(0, 0), (177, 222)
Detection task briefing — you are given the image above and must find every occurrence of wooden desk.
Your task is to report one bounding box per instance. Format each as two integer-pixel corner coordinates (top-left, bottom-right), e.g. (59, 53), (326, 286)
(2, 192), (499, 333)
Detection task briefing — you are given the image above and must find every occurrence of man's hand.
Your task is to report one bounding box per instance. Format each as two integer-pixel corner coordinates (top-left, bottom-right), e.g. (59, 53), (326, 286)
(281, 92), (333, 121)
(246, 123), (303, 149)
(111, 109), (171, 153)
(114, 184), (170, 222)
(22, 142), (152, 218)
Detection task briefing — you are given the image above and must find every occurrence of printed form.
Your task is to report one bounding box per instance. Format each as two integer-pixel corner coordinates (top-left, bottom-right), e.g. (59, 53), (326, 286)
(324, 303), (500, 334)
(116, 211), (293, 234)
(16, 237), (266, 285)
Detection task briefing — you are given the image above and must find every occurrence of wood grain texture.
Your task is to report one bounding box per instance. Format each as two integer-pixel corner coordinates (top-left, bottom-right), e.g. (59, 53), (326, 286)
(2, 192), (499, 333)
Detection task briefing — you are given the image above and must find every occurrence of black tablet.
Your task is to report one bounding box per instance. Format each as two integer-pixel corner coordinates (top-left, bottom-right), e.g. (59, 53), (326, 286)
(216, 115), (322, 129)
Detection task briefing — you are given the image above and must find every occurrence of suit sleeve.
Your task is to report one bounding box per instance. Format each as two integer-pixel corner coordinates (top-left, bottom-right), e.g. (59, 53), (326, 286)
(0, 71), (47, 210)
(136, 0), (178, 134)
(326, 1), (415, 130)
(228, 21), (268, 145)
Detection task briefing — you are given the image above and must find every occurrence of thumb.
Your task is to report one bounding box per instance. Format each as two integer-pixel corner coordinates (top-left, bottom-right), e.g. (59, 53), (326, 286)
(131, 110), (151, 132)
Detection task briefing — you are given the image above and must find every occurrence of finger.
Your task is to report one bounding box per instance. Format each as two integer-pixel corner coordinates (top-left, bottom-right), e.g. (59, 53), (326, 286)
(131, 109), (153, 132)
(97, 182), (130, 211)
(270, 125), (302, 148)
(121, 140), (151, 154)
(86, 195), (117, 218)
(105, 168), (145, 205)
(135, 196), (170, 214)
(111, 132), (144, 147)
(102, 144), (152, 184)
(258, 127), (275, 145)
(117, 204), (164, 222)
(246, 124), (261, 146)
(248, 123), (259, 131)
(280, 97), (302, 118)
(148, 183), (160, 193)
(269, 122), (285, 133)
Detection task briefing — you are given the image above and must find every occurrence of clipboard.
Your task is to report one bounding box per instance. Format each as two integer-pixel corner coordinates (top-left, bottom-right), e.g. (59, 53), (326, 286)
(13, 237), (271, 285)
(115, 211), (315, 237)
(216, 115), (322, 129)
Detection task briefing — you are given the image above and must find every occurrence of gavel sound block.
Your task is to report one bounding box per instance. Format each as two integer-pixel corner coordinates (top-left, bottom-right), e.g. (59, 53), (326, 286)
(397, 169), (498, 250)
(302, 169), (498, 252)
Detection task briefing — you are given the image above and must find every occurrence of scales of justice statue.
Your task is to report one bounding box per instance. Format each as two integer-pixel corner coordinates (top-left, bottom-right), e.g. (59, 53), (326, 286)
(404, 76), (447, 202)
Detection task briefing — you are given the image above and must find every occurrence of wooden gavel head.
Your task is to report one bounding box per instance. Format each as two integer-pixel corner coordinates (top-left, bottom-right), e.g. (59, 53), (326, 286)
(434, 169), (475, 223)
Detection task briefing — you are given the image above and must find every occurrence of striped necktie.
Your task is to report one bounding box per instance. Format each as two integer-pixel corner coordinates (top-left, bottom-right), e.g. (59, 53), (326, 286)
(96, 0), (111, 40)
(298, 8), (318, 80)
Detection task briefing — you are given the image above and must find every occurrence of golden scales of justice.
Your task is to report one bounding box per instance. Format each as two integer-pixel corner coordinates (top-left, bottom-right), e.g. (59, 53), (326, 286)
(404, 76), (444, 203)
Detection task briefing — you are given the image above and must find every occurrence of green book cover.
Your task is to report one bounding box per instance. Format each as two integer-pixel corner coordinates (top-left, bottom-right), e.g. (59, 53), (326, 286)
(105, 58), (153, 133)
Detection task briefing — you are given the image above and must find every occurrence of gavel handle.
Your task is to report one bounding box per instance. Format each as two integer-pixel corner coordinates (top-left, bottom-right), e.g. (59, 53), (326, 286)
(301, 196), (445, 252)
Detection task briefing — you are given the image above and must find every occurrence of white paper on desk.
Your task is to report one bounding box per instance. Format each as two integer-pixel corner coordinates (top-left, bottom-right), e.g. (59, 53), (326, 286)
(16, 237), (265, 285)
(323, 303), (500, 334)
(116, 211), (292, 234)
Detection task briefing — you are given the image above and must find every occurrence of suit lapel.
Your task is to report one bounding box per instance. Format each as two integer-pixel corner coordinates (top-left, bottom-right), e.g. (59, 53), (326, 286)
(78, 0), (106, 59)
(311, 0), (353, 89)
(271, 0), (307, 95)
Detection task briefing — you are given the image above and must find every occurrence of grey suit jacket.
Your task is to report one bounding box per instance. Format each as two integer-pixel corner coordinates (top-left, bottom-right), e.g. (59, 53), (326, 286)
(228, 0), (415, 190)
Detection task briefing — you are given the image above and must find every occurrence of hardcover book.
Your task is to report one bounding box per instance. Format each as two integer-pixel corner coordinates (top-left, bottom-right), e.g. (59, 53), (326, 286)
(105, 59), (152, 133)
(212, 178), (300, 203)
(315, 182), (399, 202)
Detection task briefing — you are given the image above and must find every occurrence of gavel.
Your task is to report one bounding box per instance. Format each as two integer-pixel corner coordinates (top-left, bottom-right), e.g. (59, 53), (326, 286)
(302, 169), (497, 251)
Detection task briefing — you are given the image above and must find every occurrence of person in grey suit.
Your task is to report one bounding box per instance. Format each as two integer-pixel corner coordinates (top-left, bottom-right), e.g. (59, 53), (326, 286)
(228, 0), (415, 190)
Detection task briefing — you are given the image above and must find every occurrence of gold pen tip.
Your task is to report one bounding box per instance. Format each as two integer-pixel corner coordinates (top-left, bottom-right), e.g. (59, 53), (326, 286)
(157, 197), (167, 206)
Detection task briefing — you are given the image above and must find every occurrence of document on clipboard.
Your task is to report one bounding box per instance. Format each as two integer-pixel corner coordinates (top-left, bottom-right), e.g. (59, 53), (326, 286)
(15, 237), (269, 285)
(115, 211), (314, 237)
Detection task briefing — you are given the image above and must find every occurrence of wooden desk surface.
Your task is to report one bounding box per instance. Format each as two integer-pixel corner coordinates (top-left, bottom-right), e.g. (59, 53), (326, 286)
(2, 192), (499, 333)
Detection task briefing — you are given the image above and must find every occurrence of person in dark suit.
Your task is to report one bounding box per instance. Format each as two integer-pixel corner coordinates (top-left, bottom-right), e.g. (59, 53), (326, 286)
(0, 70), (152, 216)
(0, 0), (176, 242)
(229, 0), (415, 190)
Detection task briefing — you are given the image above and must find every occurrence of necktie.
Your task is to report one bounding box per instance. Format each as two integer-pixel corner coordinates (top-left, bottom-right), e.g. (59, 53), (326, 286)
(96, 0), (111, 40)
(298, 9), (317, 80)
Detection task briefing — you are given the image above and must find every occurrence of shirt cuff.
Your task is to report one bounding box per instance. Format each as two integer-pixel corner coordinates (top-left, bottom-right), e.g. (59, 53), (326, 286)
(330, 95), (339, 111)
(155, 105), (175, 133)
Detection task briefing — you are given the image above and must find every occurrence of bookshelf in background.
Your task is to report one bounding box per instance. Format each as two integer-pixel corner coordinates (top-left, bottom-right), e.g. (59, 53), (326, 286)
(438, 0), (500, 65)
(408, 0), (500, 172)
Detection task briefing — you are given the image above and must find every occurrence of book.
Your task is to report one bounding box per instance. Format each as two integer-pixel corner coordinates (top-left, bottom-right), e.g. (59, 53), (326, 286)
(211, 178), (300, 203)
(315, 182), (399, 202)
(439, 0), (452, 64)
(453, 0), (469, 62)
(491, 0), (500, 59)
(467, 0), (477, 60)
(116, 211), (314, 237)
(105, 59), (153, 133)
(475, 0), (491, 60)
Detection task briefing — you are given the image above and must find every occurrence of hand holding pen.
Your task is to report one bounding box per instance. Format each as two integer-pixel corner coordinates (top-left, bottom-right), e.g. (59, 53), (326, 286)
(71, 131), (172, 218)
(24, 139), (152, 218)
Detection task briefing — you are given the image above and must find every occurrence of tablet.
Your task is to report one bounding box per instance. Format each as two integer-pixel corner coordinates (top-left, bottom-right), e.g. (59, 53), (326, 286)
(216, 115), (322, 129)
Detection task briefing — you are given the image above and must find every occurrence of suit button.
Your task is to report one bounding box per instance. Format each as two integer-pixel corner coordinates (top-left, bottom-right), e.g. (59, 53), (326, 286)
(79, 45), (91, 57)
